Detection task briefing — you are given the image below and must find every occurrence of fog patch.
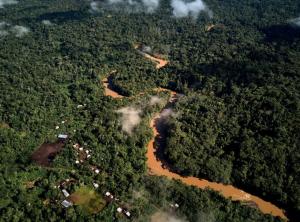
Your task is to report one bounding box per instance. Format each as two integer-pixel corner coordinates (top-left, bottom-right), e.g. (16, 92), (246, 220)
(116, 107), (141, 135)
(42, 20), (52, 25)
(11, 25), (29, 37)
(195, 211), (216, 222)
(92, 0), (160, 14)
(90, 1), (100, 13)
(151, 211), (187, 222)
(160, 108), (176, 119)
(290, 17), (300, 27)
(149, 96), (163, 106)
(0, 22), (29, 38)
(141, 0), (160, 13)
(0, 21), (8, 36)
(171, 0), (211, 19)
(0, 29), (8, 36)
(0, 0), (18, 8)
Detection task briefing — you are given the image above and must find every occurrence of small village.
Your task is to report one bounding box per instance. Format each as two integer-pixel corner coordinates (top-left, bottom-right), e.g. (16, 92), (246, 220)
(31, 118), (135, 218)
(27, 45), (181, 219)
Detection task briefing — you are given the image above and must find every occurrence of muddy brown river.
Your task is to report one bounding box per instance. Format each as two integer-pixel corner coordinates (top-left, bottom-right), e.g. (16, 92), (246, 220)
(146, 91), (286, 220)
(102, 57), (287, 220)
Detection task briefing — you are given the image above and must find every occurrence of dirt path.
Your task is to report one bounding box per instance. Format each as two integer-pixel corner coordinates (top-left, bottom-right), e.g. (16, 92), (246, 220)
(101, 75), (287, 220)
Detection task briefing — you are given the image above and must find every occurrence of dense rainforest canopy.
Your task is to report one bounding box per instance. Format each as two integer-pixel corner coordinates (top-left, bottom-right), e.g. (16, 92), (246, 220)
(0, 0), (299, 221)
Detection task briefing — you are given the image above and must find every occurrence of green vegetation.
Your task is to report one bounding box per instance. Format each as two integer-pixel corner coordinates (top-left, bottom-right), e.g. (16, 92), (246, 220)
(0, 0), (299, 221)
(68, 186), (106, 214)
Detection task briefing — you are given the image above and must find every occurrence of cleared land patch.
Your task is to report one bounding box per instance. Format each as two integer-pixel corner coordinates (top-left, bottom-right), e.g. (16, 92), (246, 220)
(67, 186), (106, 214)
(31, 140), (66, 166)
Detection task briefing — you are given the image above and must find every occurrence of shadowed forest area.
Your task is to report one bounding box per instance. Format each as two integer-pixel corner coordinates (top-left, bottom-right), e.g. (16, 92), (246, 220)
(0, 0), (299, 221)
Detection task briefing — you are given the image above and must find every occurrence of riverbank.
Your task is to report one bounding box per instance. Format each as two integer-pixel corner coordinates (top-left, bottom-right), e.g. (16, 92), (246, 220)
(146, 91), (286, 220)
(101, 69), (287, 220)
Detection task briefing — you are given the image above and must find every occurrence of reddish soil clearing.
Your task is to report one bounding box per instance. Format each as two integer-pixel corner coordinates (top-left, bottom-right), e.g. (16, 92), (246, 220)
(31, 140), (66, 166)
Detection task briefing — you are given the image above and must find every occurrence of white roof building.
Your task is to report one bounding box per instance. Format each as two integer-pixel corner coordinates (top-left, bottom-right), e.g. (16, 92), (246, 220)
(58, 134), (68, 139)
(62, 189), (70, 197)
(105, 192), (111, 196)
(61, 200), (73, 208)
(93, 183), (99, 189)
(73, 144), (78, 148)
(117, 207), (122, 213)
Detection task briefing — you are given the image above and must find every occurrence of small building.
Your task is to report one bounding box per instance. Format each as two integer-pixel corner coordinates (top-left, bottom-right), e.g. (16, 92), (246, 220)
(73, 144), (80, 149)
(117, 207), (122, 213)
(77, 105), (83, 108)
(95, 169), (100, 174)
(62, 189), (70, 197)
(93, 182), (99, 189)
(61, 200), (73, 208)
(105, 192), (111, 197)
(58, 134), (68, 139)
(125, 211), (131, 218)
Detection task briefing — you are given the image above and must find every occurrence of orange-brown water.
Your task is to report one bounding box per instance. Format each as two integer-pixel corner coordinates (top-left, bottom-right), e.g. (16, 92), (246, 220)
(102, 69), (287, 220)
(102, 77), (124, 98)
(134, 44), (168, 69)
(146, 92), (287, 220)
(143, 53), (168, 69)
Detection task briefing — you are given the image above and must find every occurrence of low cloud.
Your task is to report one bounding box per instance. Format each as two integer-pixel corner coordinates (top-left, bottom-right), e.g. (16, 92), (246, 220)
(0, 29), (8, 37)
(290, 17), (300, 27)
(90, 1), (100, 12)
(171, 0), (210, 19)
(116, 107), (141, 135)
(0, 22), (30, 38)
(11, 25), (29, 37)
(160, 108), (176, 119)
(151, 211), (187, 222)
(149, 96), (163, 106)
(0, 21), (8, 36)
(42, 20), (52, 25)
(141, 0), (160, 13)
(91, 0), (160, 14)
(0, 0), (18, 8)
(90, 0), (212, 18)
